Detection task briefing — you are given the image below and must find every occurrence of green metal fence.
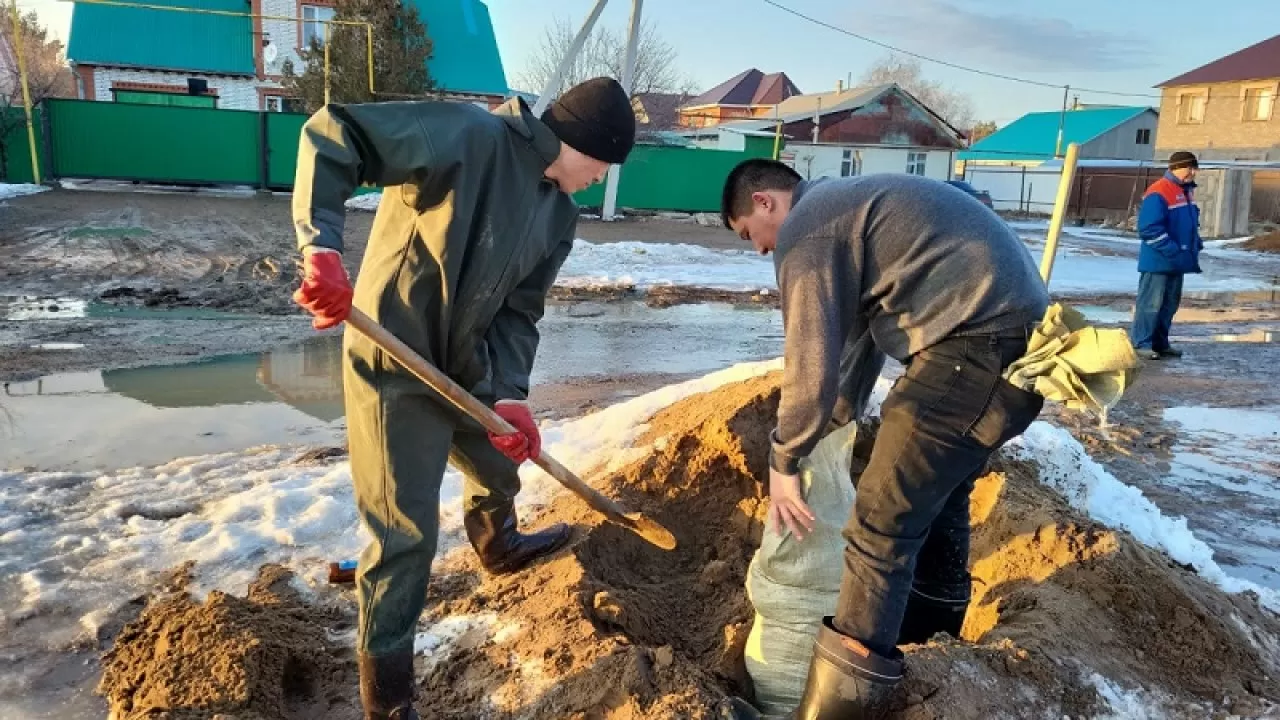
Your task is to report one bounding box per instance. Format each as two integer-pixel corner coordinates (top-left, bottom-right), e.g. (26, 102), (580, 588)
(573, 140), (773, 212)
(2, 107), (46, 184)
(19, 100), (771, 212)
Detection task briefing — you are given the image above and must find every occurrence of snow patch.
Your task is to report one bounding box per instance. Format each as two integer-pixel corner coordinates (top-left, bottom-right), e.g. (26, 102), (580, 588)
(1009, 422), (1280, 612)
(345, 192), (383, 211)
(1089, 673), (1171, 720)
(0, 183), (48, 200)
(557, 240), (775, 291)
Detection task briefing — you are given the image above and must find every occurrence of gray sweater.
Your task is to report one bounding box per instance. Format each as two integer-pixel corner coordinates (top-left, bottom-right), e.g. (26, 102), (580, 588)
(769, 174), (1049, 474)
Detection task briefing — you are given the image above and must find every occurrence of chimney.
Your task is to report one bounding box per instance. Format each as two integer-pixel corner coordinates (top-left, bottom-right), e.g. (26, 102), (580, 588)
(836, 79), (844, 93)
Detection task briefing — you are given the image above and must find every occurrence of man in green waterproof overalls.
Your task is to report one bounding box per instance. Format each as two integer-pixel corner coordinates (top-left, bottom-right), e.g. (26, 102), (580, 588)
(290, 77), (635, 720)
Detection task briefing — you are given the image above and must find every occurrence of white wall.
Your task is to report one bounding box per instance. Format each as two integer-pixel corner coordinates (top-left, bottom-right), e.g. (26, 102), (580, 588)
(92, 68), (265, 110)
(964, 165), (1062, 213)
(262, 0), (306, 78)
(786, 144), (952, 181)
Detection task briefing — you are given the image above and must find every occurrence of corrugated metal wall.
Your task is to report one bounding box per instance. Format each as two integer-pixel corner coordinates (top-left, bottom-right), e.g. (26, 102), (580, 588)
(2, 107), (45, 184)
(47, 99), (259, 184)
(18, 100), (770, 212)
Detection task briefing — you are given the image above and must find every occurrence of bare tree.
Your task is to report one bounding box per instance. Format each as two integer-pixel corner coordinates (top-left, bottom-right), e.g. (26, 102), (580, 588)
(0, 10), (74, 180)
(860, 54), (976, 133)
(968, 120), (998, 145)
(515, 17), (698, 99)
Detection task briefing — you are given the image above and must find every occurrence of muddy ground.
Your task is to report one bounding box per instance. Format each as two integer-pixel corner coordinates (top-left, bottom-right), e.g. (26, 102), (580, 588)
(0, 189), (754, 381)
(95, 375), (1280, 719)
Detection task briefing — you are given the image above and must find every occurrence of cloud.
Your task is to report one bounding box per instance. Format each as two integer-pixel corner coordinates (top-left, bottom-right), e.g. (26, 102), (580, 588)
(851, 0), (1156, 73)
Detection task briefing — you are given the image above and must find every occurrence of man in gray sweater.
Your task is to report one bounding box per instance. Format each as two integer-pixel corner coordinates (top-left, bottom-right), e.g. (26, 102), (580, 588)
(722, 160), (1049, 719)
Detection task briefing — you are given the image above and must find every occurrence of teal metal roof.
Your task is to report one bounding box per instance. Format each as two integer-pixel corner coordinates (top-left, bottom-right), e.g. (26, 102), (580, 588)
(410, 0), (508, 96)
(960, 107), (1151, 161)
(68, 0), (255, 75)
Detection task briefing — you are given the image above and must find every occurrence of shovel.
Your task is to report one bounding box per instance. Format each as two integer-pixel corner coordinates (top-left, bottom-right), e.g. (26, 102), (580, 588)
(345, 307), (678, 551)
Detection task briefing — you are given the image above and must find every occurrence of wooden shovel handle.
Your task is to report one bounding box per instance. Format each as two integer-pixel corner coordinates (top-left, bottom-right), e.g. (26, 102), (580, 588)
(344, 307), (637, 521)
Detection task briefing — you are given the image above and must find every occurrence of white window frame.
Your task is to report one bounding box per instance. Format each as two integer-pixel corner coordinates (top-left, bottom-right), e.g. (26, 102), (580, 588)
(906, 151), (927, 176)
(1176, 89), (1207, 125)
(1241, 82), (1277, 123)
(840, 148), (861, 177)
(301, 5), (336, 49)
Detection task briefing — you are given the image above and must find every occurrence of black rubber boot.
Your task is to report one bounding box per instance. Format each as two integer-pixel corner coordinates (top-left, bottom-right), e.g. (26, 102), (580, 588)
(792, 617), (903, 719)
(896, 586), (968, 646)
(358, 650), (419, 720)
(463, 501), (572, 575)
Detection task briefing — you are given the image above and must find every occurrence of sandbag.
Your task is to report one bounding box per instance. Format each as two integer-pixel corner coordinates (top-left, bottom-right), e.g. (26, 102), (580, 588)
(743, 422), (858, 717)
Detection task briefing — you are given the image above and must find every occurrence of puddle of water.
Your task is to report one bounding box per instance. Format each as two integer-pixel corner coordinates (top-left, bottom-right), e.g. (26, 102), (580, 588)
(1209, 329), (1277, 343)
(1, 302), (783, 472)
(1163, 406), (1280, 590)
(1, 297), (89, 321)
(1075, 305), (1132, 324)
(1181, 289), (1280, 305)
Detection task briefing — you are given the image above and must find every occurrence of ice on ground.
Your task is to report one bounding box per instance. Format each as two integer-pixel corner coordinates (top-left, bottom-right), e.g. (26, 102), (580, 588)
(557, 240), (776, 291)
(1089, 673), (1173, 720)
(1009, 422), (1280, 612)
(0, 183), (48, 201)
(345, 192), (382, 211)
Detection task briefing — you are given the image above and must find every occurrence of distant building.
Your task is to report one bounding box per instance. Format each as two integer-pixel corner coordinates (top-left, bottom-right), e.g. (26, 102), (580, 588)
(1155, 33), (1280, 162)
(688, 83), (965, 182)
(677, 68), (801, 128)
(66, 0), (510, 111)
(632, 92), (693, 132)
(959, 106), (1159, 166)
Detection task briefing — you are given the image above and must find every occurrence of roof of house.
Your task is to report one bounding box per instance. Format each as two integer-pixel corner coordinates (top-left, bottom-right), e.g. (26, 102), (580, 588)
(68, 0), (509, 95)
(409, 0), (507, 96)
(1158, 34), (1280, 87)
(633, 92), (693, 130)
(68, 0), (256, 75)
(959, 106), (1153, 161)
(684, 68), (800, 108)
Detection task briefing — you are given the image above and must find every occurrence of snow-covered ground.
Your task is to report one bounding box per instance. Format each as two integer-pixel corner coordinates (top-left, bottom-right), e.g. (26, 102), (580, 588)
(0, 183), (48, 201)
(4, 359), (1277, 667)
(554, 227), (1278, 296)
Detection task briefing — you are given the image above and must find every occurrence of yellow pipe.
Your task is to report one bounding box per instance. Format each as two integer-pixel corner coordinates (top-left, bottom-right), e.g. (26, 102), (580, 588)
(1040, 142), (1082, 286)
(365, 23), (374, 95)
(772, 120), (782, 160)
(9, 0), (40, 184)
(323, 21), (330, 105)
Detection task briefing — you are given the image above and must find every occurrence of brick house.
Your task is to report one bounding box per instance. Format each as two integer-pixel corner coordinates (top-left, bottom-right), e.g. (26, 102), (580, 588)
(677, 68), (801, 128)
(1155, 34), (1280, 162)
(65, 0), (510, 112)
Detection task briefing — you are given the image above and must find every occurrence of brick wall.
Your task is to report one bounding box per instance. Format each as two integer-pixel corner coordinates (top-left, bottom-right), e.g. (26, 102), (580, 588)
(1155, 80), (1280, 162)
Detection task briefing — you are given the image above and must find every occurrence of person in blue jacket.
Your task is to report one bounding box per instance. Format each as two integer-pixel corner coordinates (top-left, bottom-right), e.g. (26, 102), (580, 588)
(1131, 151), (1202, 360)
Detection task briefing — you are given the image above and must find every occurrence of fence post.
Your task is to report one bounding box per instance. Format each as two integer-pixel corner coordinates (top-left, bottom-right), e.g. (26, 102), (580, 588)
(40, 100), (56, 182)
(258, 111), (270, 190)
(1020, 166), (1027, 213)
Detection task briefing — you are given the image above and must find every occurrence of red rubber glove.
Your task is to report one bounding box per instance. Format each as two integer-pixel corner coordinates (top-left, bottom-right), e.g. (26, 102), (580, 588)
(293, 248), (353, 330)
(488, 400), (541, 464)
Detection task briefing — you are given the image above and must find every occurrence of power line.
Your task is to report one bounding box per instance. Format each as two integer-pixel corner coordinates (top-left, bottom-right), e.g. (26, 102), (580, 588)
(760, 0), (1163, 100)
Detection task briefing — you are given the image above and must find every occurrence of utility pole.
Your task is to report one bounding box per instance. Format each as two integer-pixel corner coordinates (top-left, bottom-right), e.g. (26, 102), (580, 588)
(532, 0), (609, 116)
(601, 0), (643, 221)
(1054, 85), (1070, 158)
(9, 0), (41, 183)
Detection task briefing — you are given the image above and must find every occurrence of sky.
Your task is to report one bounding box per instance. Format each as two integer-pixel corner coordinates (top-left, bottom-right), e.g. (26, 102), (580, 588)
(17, 0), (1277, 125)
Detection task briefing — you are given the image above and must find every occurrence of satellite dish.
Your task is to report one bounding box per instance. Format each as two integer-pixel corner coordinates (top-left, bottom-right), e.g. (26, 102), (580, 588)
(263, 42), (279, 66)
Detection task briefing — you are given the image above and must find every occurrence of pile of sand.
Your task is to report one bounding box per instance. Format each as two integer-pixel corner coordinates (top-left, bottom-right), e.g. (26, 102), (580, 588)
(97, 375), (1280, 719)
(1243, 229), (1280, 254)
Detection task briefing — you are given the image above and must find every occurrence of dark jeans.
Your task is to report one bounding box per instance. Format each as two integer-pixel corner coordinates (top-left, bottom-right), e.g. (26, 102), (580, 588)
(1130, 272), (1184, 351)
(833, 332), (1044, 657)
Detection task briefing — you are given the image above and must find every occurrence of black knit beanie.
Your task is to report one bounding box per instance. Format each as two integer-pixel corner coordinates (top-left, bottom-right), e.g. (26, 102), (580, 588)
(540, 77), (636, 165)
(1169, 151), (1199, 171)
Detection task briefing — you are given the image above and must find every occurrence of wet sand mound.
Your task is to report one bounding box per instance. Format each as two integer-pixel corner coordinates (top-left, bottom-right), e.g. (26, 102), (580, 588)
(97, 375), (1280, 719)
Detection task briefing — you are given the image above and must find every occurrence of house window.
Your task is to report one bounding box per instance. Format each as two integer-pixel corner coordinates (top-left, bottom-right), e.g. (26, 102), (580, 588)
(1177, 91), (1206, 124)
(113, 89), (216, 108)
(264, 95), (304, 113)
(302, 4), (336, 48)
(1243, 86), (1275, 122)
(906, 152), (927, 176)
(1135, 128), (1151, 145)
(840, 149), (860, 177)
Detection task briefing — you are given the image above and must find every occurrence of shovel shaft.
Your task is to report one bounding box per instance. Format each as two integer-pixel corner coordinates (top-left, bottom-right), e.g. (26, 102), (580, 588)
(345, 307), (638, 527)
